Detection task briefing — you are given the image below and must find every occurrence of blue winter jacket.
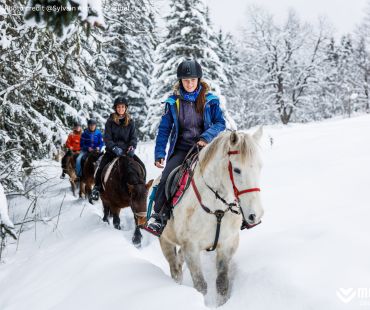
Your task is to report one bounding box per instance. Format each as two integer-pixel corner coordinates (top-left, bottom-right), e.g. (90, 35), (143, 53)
(154, 93), (226, 161)
(80, 129), (104, 152)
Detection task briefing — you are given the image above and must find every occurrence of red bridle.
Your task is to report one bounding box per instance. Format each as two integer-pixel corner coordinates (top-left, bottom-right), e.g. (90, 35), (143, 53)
(227, 150), (261, 199)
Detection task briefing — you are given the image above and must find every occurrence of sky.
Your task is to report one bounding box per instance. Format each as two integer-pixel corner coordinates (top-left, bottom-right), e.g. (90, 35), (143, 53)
(206, 0), (369, 37)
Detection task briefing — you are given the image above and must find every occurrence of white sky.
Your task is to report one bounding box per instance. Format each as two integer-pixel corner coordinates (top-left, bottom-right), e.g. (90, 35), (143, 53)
(206, 0), (369, 37)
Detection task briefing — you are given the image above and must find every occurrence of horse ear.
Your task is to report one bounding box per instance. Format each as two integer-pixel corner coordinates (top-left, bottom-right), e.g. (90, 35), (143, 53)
(127, 183), (134, 193)
(146, 179), (154, 189)
(253, 126), (263, 142)
(230, 131), (239, 146)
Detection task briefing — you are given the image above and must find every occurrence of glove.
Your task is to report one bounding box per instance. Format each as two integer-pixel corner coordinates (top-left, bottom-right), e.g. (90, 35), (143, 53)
(127, 146), (135, 157)
(112, 146), (124, 157)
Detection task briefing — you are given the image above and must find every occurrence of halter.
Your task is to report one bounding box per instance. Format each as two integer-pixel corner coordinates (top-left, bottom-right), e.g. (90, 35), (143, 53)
(227, 150), (261, 200)
(191, 149), (261, 251)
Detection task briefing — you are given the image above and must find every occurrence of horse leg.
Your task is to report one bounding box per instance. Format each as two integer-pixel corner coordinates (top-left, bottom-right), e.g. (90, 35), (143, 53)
(102, 203), (110, 223)
(183, 245), (207, 295)
(79, 180), (83, 198)
(85, 179), (93, 200)
(112, 209), (121, 230)
(70, 179), (76, 197)
(215, 243), (237, 305)
(159, 237), (183, 283)
(132, 216), (142, 248)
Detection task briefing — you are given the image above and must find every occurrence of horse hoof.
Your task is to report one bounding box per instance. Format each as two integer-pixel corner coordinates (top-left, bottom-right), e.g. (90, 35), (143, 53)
(114, 224), (121, 230)
(102, 217), (109, 223)
(132, 235), (142, 248)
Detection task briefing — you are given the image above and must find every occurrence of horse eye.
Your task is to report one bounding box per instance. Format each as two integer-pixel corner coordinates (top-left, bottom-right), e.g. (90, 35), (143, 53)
(234, 168), (241, 174)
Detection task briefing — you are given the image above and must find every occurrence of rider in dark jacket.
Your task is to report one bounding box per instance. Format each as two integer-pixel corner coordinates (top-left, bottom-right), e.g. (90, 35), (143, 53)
(89, 97), (145, 203)
(144, 59), (226, 236)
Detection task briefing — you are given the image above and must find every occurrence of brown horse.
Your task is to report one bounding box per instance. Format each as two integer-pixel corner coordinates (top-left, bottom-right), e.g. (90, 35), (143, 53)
(62, 150), (79, 196)
(100, 155), (153, 247)
(79, 151), (101, 199)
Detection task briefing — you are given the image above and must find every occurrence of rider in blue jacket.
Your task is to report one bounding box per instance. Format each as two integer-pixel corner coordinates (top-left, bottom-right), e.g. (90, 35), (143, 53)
(145, 59), (226, 236)
(76, 119), (104, 177)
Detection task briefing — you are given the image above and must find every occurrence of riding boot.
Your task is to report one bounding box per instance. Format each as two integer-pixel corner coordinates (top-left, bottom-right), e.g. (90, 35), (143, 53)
(60, 172), (66, 179)
(145, 203), (171, 237)
(89, 184), (101, 204)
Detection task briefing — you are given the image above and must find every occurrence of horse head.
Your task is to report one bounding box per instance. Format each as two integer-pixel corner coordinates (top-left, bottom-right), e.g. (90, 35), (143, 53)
(125, 158), (153, 226)
(199, 128), (264, 226)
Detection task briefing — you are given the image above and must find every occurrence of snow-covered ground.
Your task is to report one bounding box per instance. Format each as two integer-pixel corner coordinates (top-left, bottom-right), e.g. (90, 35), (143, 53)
(1, 115), (370, 310)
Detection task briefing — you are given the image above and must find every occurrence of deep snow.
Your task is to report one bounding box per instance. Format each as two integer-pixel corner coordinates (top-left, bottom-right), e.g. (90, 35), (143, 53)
(1, 114), (370, 310)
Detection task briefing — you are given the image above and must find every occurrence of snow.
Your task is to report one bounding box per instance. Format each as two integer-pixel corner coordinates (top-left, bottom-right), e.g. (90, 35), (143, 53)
(1, 115), (370, 309)
(0, 183), (14, 228)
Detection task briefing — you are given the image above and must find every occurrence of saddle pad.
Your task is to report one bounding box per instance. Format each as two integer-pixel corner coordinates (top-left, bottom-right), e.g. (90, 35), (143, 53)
(171, 170), (190, 206)
(102, 157), (119, 190)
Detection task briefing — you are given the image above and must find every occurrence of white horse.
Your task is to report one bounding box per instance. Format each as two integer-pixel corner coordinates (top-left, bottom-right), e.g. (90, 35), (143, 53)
(159, 128), (264, 304)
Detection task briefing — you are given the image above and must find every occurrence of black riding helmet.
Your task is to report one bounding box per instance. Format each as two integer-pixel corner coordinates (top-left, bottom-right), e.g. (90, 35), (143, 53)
(177, 59), (202, 79)
(113, 97), (129, 109)
(73, 121), (81, 128)
(87, 119), (97, 126)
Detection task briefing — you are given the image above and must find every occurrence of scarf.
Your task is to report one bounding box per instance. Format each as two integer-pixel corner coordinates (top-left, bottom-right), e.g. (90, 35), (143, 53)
(179, 84), (202, 102)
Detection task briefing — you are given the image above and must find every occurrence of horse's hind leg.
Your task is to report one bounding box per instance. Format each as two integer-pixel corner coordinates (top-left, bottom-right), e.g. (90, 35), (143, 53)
(132, 216), (143, 248)
(159, 237), (183, 283)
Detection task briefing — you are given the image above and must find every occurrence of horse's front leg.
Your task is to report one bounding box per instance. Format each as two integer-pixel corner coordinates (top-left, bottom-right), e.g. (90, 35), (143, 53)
(132, 216), (142, 248)
(102, 203), (110, 223)
(70, 179), (76, 197)
(159, 236), (183, 283)
(183, 244), (207, 295)
(112, 208), (121, 230)
(216, 241), (237, 305)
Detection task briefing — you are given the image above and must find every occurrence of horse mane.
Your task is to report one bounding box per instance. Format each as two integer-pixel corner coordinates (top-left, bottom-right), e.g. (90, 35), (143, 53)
(199, 131), (259, 174)
(118, 157), (147, 197)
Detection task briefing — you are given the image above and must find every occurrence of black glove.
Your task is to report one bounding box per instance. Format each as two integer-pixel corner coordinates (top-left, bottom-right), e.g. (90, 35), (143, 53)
(127, 146), (135, 158)
(112, 146), (123, 157)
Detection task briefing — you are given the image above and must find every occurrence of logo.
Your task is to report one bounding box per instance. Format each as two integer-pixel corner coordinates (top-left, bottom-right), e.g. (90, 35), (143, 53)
(336, 288), (357, 303)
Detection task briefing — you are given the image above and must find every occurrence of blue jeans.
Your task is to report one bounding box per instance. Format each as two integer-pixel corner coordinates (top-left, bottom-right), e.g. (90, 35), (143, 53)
(76, 151), (86, 177)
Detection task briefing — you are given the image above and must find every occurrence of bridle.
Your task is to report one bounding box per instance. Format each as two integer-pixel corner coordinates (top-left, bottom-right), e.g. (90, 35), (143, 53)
(191, 149), (261, 251)
(227, 150), (261, 201)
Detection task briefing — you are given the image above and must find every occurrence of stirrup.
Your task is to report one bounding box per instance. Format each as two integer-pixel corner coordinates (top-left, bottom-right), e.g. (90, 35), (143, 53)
(143, 213), (167, 237)
(89, 187), (100, 204)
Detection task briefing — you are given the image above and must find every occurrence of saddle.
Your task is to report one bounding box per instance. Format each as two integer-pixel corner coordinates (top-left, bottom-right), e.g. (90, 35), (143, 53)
(165, 148), (199, 207)
(101, 156), (146, 190)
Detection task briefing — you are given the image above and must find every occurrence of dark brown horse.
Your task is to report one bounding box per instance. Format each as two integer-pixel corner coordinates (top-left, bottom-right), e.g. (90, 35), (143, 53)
(62, 150), (79, 196)
(100, 155), (153, 247)
(79, 151), (101, 199)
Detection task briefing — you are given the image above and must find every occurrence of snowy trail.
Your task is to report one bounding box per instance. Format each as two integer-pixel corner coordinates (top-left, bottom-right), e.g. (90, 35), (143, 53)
(1, 115), (370, 310)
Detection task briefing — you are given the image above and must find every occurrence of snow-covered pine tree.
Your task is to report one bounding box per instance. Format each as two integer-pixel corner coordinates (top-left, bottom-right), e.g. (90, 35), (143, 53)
(142, 0), (234, 138)
(214, 30), (242, 127)
(0, 0), (110, 191)
(103, 0), (156, 138)
(24, 0), (105, 39)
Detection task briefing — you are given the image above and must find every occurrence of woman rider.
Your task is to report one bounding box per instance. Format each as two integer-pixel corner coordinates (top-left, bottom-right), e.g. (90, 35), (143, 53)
(145, 59), (226, 236)
(90, 97), (146, 202)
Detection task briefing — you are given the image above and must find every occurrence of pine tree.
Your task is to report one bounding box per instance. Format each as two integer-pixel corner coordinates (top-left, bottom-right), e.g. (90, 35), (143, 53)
(103, 0), (156, 138)
(0, 0), (109, 190)
(23, 0), (105, 39)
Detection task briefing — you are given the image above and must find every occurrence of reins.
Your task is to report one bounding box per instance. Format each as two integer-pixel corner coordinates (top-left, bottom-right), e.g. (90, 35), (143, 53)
(191, 149), (261, 252)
